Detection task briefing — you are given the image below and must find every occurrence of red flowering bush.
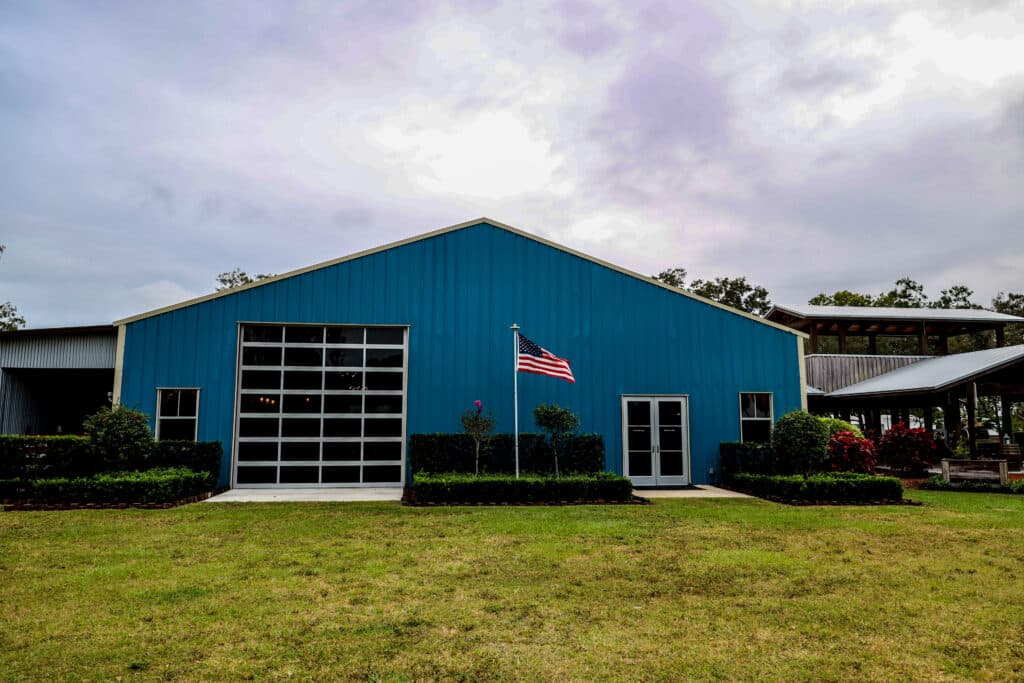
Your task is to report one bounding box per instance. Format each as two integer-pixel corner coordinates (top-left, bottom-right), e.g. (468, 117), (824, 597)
(827, 430), (877, 474)
(877, 422), (938, 474)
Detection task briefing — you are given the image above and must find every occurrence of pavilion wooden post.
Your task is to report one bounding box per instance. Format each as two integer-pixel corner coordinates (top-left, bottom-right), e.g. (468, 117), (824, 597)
(924, 405), (934, 432)
(938, 334), (949, 355)
(1001, 396), (1014, 441)
(966, 382), (978, 457)
(944, 393), (961, 447)
(837, 325), (848, 354)
(809, 326), (819, 354)
(918, 323), (929, 355)
(996, 326), (1006, 348)
(867, 333), (878, 355)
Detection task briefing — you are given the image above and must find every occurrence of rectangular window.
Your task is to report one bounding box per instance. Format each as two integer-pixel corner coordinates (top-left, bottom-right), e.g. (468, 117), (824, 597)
(739, 392), (772, 443)
(157, 388), (199, 441)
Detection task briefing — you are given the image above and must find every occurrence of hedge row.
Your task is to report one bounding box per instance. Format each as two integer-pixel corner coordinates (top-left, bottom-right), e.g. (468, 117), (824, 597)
(719, 442), (774, 477)
(0, 436), (222, 479)
(409, 472), (633, 504)
(0, 467), (215, 505)
(409, 433), (604, 475)
(729, 472), (904, 503)
(923, 475), (1024, 494)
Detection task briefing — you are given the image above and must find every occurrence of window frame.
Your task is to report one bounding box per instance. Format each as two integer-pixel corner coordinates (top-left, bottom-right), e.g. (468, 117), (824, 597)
(156, 387), (200, 441)
(738, 392), (773, 443)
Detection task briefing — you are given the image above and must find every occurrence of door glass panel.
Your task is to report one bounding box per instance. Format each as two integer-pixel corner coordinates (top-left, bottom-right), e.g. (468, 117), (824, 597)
(364, 442), (402, 461)
(239, 418), (279, 437)
(325, 371), (362, 390)
(323, 443), (361, 461)
(285, 326), (324, 344)
(237, 442), (277, 462)
(628, 426), (651, 451)
(285, 347), (323, 367)
(242, 370), (280, 390)
(243, 325), (282, 342)
(280, 442), (320, 461)
(629, 451), (652, 476)
(658, 401), (682, 426)
(236, 466), (277, 484)
(284, 371), (322, 390)
(243, 347), (282, 367)
(280, 466), (319, 484)
(366, 349), (403, 367)
(283, 394), (321, 414)
(627, 401), (649, 426)
(324, 395), (362, 414)
(326, 327), (364, 344)
(326, 348), (363, 367)
(660, 451), (684, 476)
(322, 465), (360, 483)
(365, 372), (402, 390)
(366, 328), (403, 345)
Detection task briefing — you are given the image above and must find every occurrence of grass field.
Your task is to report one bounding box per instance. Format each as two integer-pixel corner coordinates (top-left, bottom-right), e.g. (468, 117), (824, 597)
(2, 491), (1024, 681)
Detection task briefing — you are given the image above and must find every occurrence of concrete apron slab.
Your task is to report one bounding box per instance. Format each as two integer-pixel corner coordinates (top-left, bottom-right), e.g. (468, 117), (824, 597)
(637, 485), (751, 499)
(204, 488), (403, 503)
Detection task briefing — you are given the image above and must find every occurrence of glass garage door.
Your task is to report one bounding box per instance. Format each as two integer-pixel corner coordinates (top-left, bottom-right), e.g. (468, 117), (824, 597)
(235, 324), (407, 487)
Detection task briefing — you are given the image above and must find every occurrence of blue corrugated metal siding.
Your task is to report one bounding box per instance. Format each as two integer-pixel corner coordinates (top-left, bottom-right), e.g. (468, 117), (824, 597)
(121, 223), (802, 486)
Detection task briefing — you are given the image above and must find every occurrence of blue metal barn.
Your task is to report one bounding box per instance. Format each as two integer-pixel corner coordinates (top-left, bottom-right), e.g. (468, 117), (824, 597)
(115, 219), (807, 488)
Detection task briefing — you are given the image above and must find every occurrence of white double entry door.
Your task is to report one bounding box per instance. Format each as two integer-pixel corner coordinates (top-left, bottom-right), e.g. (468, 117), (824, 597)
(622, 396), (690, 487)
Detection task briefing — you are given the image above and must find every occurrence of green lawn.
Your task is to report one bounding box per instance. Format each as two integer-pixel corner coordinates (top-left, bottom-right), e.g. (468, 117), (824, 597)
(2, 492), (1024, 681)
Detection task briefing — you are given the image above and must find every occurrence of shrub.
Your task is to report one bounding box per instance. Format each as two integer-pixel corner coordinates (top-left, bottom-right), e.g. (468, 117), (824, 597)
(460, 400), (496, 475)
(719, 442), (774, 477)
(150, 441), (223, 478)
(771, 410), (830, 476)
(828, 431), (877, 474)
(0, 435), (93, 478)
(877, 422), (938, 474)
(818, 417), (864, 439)
(729, 472), (903, 503)
(83, 406), (153, 471)
(1, 467), (214, 505)
(409, 472), (632, 504)
(533, 403), (581, 477)
(409, 433), (604, 475)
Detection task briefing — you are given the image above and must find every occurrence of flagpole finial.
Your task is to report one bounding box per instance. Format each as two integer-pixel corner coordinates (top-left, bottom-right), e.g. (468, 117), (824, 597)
(510, 323), (519, 330)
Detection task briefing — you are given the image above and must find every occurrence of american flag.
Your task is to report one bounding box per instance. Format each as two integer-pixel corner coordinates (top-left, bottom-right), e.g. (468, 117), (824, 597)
(517, 334), (575, 384)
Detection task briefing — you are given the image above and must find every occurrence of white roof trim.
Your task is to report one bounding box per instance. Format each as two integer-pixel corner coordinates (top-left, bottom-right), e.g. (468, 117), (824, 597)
(769, 303), (1024, 323)
(114, 217), (805, 337)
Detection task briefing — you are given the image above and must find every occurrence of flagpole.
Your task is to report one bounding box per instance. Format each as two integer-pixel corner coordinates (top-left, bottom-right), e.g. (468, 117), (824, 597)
(511, 323), (520, 479)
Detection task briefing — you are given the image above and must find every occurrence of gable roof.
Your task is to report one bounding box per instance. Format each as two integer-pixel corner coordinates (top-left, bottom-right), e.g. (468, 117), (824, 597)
(826, 344), (1024, 398)
(113, 217), (804, 336)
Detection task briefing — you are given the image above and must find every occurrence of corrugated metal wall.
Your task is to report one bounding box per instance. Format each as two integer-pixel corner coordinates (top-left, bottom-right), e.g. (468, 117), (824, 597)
(0, 334), (116, 369)
(806, 354), (930, 393)
(121, 222), (804, 486)
(0, 332), (116, 433)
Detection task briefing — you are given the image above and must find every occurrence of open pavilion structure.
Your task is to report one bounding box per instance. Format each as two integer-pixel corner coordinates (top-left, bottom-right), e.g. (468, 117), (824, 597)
(767, 305), (1024, 456)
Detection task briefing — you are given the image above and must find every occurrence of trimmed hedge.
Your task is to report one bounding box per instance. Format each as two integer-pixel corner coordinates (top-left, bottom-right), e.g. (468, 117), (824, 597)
(0, 467), (214, 505)
(409, 433), (604, 474)
(729, 472), (904, 503)
(719, 442), (774, 477)
(923, 475), (1024, 494)
(0, 435), (93, 478)
(409, 472), (633, 504)
(0, 435), (223, 479)
(150, 440), (223, 478)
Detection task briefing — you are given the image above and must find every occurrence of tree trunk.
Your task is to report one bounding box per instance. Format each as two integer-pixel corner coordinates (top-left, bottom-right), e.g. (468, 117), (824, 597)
(474, 441), (480, 475)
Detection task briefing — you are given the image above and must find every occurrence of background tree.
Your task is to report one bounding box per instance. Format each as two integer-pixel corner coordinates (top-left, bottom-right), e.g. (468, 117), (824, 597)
(992, 291), (1024, 347)
(807, 290), (876, 307)
(653, 268), (772, 316)
(215, 268), (274, 291)
(0, 244), (26, 331)
(875, 277), (928, 308)
(460, 400), (496, 475)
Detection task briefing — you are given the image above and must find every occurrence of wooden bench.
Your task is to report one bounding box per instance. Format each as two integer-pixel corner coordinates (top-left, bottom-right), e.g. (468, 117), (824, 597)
(995, 444), (1022, 471)
(942, 459), (1009, 486)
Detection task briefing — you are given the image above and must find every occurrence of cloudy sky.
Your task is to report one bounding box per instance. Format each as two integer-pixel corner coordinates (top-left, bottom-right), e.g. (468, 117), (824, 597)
(2, 0), (1022, 327)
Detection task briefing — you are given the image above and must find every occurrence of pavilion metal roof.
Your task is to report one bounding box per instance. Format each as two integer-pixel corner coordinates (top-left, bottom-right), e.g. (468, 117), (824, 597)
(768, 304), (1023, 324)
(826, 344), (1024, 398)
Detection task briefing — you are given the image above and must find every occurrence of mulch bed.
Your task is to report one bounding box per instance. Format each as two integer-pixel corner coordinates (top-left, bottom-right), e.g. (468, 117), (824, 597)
(2, 487), (229, 512)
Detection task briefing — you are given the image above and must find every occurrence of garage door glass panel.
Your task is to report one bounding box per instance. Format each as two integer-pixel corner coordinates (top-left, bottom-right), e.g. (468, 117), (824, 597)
(236, 324), (407, 487)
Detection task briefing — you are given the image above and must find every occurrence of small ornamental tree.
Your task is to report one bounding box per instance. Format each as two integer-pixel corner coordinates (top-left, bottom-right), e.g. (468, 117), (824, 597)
(827, 430), (877, 473)
(460, 400), (495, 475)
(819, 416), (864, 439)
(533, 403), (581, 477)
(82, 406), (154, 472)
(877, 422), (937, 474)
(771, 410), (830, 476)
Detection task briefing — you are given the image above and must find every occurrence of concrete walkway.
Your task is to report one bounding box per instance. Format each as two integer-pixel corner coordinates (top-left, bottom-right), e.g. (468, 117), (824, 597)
(637, 485), (751, 499)
(204, 488), (403, 503)
(204, 485), (748, 502)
